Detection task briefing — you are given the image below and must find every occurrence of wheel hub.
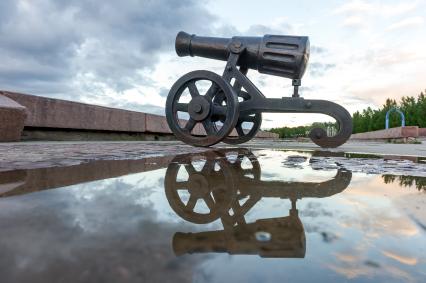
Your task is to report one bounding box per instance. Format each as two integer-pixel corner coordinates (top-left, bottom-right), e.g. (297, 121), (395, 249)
(188, 96), (211, 121)
(188, 174), (209, 197)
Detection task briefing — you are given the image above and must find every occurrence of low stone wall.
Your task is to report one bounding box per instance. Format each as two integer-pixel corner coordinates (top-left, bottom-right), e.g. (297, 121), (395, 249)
(351, 126), (419, 140)
(0, 91), (278, 141)
(2, 91), (147, 133)
(419, 128), (426, 137)
(255, 131), (279, 138)
(0, 94), (27, 141)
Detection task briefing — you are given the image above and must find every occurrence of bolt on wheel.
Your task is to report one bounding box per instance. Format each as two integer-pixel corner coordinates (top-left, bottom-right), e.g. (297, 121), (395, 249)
(166, 70), (239, 147)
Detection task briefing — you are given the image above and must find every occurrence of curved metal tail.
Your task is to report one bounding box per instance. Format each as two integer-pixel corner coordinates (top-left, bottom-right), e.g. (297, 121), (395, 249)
(306, 100), (353, 148)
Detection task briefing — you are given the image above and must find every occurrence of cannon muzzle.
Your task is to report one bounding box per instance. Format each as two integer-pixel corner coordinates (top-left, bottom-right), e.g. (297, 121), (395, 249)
(175, 31), (310, 80)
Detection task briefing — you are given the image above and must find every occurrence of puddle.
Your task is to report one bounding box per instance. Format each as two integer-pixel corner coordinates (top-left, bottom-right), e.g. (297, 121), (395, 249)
(0, 149), (425, 283)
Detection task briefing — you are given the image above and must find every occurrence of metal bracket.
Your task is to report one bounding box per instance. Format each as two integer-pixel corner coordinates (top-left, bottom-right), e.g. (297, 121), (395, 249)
(292, 79), (301, 98)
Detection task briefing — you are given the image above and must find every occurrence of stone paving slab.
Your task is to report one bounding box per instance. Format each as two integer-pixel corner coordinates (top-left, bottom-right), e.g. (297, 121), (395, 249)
(0, 141), (211, 172)
(243, 139), (426, 158)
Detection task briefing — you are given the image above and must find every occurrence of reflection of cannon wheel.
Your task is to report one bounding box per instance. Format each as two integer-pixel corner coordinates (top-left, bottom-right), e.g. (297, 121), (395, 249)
(165, 151), (235, 224)
(218, 149), (262, 226)
(213, 91), (262, 144)
(165, 70), (239, 147)
(221, 148), (261, 180)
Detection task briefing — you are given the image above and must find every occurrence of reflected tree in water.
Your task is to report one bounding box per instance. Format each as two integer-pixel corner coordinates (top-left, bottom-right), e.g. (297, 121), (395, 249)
(382, 175), (426, 192)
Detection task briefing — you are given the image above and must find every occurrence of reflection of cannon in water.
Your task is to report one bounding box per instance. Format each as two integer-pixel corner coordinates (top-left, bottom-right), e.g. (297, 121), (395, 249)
(164, 149), (352, 258)
(173, 214), (305, 258)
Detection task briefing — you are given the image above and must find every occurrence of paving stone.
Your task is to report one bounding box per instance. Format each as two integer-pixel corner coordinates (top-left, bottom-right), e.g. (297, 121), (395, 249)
(0, 141), (210, 171)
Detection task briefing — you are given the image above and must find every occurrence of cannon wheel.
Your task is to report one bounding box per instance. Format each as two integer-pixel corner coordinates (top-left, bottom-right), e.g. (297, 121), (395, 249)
(213, 91), (262, 144)
(164, 151), (236, 224)
(166, 70), (239, 147)
(221, 148), (261, 180)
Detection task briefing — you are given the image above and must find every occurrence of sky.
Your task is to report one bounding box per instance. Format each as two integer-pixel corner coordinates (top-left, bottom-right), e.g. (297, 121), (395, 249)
(0, 0), (425, 128)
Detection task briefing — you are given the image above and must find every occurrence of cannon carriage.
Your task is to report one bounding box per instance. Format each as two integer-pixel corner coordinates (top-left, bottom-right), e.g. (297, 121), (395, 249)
(165, 31), (353, 147)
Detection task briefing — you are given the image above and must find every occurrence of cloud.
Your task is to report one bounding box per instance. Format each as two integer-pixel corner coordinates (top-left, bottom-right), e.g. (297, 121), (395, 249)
(382, 251), (418, 265)
(334, 1), (420, 30)
(0, 0), (425, 126)
(387, 17), (425, 31)
(334, 1), (374, 15)
(309, 63), (336, 77)
(0, 175), (206, 282)
(310, 46), (327, 54)
(215, 19), (295, 37)
(0, 0), (216, 102)
(355, 48), (422, 67)
(334, 1), (418, 17)
(342, 16), (366, 29)
(244, 22), (294, 35)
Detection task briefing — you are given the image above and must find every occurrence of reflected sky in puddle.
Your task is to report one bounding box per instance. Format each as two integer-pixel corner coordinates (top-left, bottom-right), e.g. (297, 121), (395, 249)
(0, 149), (425, 283)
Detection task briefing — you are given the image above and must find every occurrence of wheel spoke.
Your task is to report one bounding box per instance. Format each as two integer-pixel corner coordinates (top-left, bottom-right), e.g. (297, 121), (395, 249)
(202, 160), (215, 173)
(175, 181), (188, 190)
(176, 103), (189, 112)
(205, 83), (219, 99)
(188, 81), (200, 97)
(236, 124), (245, 136)
(184, 164), (196, 175)
(202, 120), (215, 135)
(184, 118), (196, 132)
(204, 194), (215, 210)
(213, 91), (226, 104)
(186, 195), (198, 210)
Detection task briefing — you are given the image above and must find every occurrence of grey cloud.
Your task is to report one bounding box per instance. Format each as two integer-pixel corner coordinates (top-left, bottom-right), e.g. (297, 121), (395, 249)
(0, 176), (206, 282)
(159, 87), (171, 98)
(0, 0), (216, 98)
(119, 102), (166, 116)
(311, 45), (327, 54)
(214, 25), (240, 37)
(0, 2), (312, 116)
(309, 62), (336, 77)
(300, 86), (313, 92)
(245, 23), (294, 35)
(216, 22), (295, 37)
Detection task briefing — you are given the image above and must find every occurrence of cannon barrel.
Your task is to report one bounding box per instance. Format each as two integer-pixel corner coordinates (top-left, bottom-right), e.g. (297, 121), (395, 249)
(172, 216), (306, 258)
(175, 31), (310, 80)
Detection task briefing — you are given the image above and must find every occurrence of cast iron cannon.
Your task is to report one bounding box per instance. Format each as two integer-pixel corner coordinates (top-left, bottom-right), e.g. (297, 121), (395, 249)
(165, 32), (353, 147)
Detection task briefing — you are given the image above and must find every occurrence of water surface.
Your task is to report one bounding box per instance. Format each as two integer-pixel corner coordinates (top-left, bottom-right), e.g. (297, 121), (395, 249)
(0, 149), (425, 283)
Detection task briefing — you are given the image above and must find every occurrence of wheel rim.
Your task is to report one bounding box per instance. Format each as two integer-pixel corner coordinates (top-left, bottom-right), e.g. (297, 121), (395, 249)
(221, 148), (261, 180)
(213, 91), (262, 144)
(224, 112), (262, 144)
(164, 151), (236, 224)
(166, 70), (239, 147)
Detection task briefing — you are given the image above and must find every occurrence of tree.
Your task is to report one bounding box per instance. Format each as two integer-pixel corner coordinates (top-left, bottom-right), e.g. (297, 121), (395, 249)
(350, 90), (426, 133)
(267, 89), (426, 135)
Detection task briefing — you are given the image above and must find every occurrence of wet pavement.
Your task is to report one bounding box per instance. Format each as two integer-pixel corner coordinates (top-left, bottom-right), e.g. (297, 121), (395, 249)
(0, 149), (425, 282)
